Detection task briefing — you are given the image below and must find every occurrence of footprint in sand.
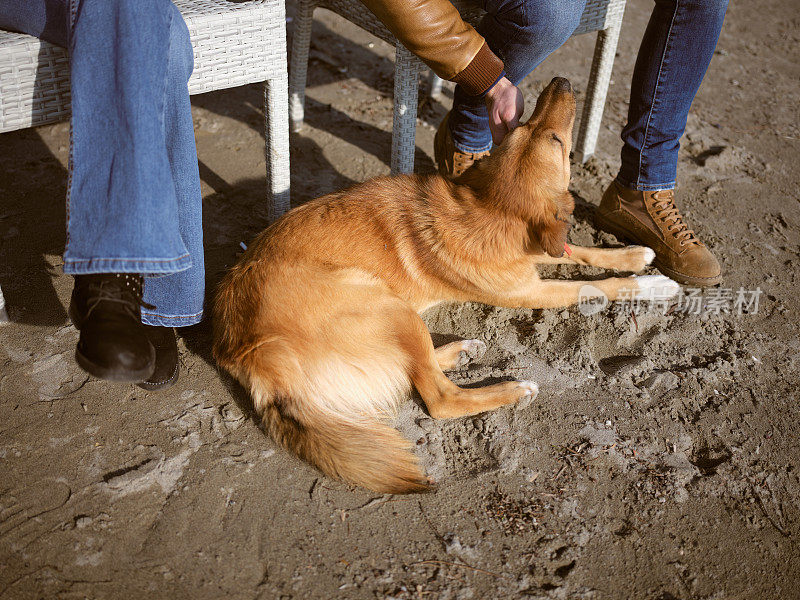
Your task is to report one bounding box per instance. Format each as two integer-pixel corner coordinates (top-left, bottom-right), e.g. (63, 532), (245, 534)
(0, 480), (71, 548)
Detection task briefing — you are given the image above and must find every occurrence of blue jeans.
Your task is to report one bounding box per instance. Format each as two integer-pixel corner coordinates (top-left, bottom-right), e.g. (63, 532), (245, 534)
(449, 0), (587, 153)
(0, 0), (204, 327)
(449, 0), (728, 190)
(617, 0), (728, 190)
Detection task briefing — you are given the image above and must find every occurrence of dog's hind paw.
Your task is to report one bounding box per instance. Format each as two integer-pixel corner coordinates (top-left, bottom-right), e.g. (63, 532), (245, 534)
(455, 339), (487, 368)
(436, 339), (488, 371)
(634, 274), (681, 300)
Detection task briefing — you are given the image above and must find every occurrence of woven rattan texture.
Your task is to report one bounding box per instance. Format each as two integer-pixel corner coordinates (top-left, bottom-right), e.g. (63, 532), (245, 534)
(0, 0), (288, 132)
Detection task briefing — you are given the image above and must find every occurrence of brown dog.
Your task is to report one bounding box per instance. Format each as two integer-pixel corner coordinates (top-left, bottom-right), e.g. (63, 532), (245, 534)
(212, 77), (679, 493)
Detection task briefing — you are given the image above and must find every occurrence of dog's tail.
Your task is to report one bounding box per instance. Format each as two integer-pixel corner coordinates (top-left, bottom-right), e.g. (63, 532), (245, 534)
(260, 392), (430, 494)
(242, 364), (430, 494)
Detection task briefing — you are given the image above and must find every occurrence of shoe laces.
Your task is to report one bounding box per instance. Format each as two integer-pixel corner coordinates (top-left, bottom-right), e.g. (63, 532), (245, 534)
(453, 149), (489, 177)
(650, 190), (700, 247)
(81, 274), (155, 320)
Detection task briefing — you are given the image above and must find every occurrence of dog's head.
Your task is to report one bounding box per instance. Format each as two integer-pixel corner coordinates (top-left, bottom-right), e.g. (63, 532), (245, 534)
(461, 77), (576, 257)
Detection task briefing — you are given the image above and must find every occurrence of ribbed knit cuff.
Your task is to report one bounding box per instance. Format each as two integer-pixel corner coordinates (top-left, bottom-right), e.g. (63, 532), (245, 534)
(451, 42), (505, 96)
(479, 70), (507, 98)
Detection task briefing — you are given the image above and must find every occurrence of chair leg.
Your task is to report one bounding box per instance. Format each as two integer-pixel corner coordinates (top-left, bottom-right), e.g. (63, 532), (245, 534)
(429, 69), (444, 101)
(0, 283), (8, 323)
(288, 0), (315, 133)
(573, 20), (623, 164)
(266, 0), (291, 222)
(390, 44), (420, 175)
(265, 75), (292, 221)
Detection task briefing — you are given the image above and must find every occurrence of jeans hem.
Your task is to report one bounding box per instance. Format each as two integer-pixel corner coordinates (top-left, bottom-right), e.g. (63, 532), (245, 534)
(63, 253), (192, 275)
(615, 175), (676, 192)
(452, 138), (493, 154)
(141, 309), (203, 328)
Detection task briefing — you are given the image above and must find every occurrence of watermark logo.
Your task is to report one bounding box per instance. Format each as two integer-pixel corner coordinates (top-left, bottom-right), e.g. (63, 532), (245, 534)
(578, 285), (608, 316)
(669, 287), (763, 315)
(578, 286), (763, 316)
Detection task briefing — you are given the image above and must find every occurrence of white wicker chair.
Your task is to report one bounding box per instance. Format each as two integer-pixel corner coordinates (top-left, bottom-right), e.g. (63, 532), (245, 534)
(289, 0), (626, 174)
(0, 0), (291, 323)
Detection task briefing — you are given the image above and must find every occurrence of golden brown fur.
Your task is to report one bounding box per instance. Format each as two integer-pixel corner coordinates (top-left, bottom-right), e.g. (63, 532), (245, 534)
(213, 78), (671, 493)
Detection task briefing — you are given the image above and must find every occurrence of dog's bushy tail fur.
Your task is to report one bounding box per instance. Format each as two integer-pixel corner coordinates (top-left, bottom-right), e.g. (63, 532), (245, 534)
(260, 393), (430, 494)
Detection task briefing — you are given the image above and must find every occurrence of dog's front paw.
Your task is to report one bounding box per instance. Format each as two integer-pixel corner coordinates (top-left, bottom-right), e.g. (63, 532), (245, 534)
(633, 274), (681, 300)
(617, 246), (656, 272)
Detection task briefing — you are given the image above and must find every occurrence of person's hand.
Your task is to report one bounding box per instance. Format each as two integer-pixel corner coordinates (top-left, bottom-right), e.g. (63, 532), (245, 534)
(484, 77), (524, 145)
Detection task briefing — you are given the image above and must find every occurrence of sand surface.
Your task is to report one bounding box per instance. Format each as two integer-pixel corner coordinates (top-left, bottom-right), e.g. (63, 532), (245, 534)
(2, 0), (799, 597)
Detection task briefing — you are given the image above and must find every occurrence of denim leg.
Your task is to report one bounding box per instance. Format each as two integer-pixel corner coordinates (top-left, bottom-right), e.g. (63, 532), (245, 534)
(0, 0), (68, 46)
(1, 0), (205, 326)
(448, 0), (586, 153)
(138, 2), (204, 327)
(617, 0), (728, 191)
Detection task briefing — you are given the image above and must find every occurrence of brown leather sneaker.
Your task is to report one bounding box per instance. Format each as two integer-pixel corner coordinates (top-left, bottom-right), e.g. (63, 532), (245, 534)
(433, 112), (490, 178)
(595, 181), (722, 287)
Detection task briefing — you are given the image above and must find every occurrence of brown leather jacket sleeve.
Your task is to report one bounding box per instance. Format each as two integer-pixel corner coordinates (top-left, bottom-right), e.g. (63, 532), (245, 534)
(360, 0), (505, 95)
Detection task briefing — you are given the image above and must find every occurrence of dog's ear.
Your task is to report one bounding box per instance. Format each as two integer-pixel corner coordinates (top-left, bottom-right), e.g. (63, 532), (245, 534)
(535, 216), (571, 257)
(531, 191), (574, 257)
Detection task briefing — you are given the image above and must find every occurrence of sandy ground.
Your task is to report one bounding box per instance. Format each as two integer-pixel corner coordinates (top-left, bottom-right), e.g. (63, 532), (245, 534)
(2, 0), (800, 598)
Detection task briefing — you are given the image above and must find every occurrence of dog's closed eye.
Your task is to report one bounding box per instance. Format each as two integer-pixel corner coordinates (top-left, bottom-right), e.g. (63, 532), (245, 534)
(551, 133), (563, 146)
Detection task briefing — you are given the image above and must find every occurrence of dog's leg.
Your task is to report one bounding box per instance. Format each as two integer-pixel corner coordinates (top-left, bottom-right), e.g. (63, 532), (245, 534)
(434, 339), (487, 371)
(500, 274), (680, 309)
(535, 245), (655, 272)
(415, 362), (538, 419)
(397, 315), (537, 419)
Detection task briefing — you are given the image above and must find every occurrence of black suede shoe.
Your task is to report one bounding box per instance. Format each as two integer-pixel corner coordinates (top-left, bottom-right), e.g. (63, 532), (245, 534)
(69, 274), (155, 382)
(137, 326), (179, 391)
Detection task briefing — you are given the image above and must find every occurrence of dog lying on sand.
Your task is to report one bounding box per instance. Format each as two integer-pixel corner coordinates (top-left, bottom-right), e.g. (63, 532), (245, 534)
(213, 77), (679, 493)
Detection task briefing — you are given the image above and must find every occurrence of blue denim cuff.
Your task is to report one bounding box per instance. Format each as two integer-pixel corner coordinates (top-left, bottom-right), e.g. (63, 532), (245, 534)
(63, 253), (192, 275)
(452, 138), (494, 154)
(141, 308), (204, 328)
(614, 175), (677, 192)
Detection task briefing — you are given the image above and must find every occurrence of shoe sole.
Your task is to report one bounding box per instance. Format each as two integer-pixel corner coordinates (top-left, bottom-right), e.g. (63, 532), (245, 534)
(594, 212), (722, 287)
(136, 361), (180, 392)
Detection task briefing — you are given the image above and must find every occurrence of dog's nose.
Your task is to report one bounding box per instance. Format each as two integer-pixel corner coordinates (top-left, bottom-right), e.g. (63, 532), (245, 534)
(550, 77), (572, 93)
